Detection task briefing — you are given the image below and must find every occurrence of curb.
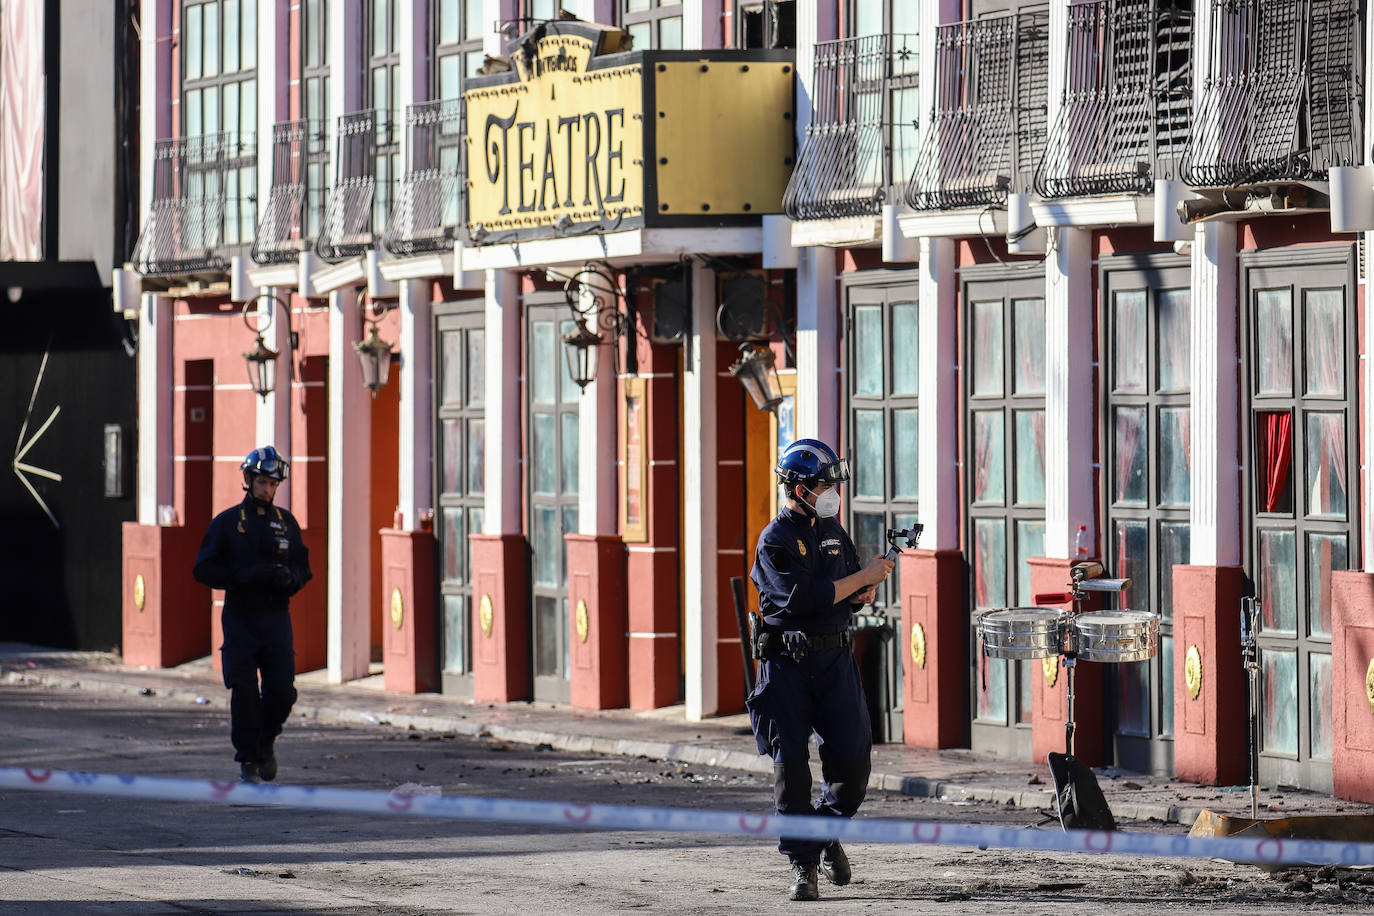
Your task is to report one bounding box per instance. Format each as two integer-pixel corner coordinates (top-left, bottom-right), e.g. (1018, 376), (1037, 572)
(3, 667), (1202, 827)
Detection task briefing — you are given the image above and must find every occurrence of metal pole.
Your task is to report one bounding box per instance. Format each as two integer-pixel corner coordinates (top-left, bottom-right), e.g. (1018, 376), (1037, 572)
(1241, 596), (1261, 819)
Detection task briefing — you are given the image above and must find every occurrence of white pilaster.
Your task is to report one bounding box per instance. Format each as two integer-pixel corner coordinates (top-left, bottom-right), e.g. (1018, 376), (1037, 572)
(1364, 4), (1374, 571)
(256, 0), (282, 223)
(484, 269), (522, 534)
(1043, 228), (1095, 558)
(137, 294), (174, 526)
(577, 331), (618, 535)
(918, 238), (958, 549)
(684, 259), (718, 720)
(398, 279), (432, 530)
(327, 287), (372, 682)
(1189, 221), (1240, 567)
(398, 0), (422, 172)
(794, 246), (838, 445)
(482, 0), (505, 58)
(139, 0), (171, 227)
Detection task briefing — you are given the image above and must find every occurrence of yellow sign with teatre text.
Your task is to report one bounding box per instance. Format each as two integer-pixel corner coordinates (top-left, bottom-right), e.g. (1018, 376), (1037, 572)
(463, 22), (794, 241)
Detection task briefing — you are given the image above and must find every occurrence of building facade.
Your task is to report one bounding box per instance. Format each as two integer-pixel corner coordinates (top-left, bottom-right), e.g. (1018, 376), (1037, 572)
(122, 0), (1374, 803)
(1, 0), (139, 651)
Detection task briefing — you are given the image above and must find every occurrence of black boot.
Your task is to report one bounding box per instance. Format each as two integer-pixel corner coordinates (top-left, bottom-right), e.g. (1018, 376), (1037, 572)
(239, 761), (261, 784)
(258, 741), (278, 782)
(820, 841), (851, 886)
(788, 863), (819, 901)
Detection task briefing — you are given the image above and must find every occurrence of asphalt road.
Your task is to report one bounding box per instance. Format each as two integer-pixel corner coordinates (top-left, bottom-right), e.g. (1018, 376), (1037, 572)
(1, 683), (1370, 914)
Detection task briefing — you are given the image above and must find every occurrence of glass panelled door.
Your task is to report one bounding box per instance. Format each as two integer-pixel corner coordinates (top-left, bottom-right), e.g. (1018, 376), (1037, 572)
(527, 301), (580, 703)
(434, 305), (485, 696)
(844, 276), (920, 744)
(1246, 253), (1357, 794)
(1102, 258), (1190, 775)
(965, 272), (1046, 758)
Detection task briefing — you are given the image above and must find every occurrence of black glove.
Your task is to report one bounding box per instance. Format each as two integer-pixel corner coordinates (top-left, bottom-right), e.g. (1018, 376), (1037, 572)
(237, 563), (278, 588)
(271, 564), (297, 592)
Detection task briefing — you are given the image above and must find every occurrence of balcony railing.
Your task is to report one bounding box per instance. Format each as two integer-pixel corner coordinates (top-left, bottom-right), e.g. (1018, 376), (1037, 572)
(782, 33), (919, 222)
(1035, 0), (1194, 198)
(132, 132), (257, 276)
(906, 11), (1049, 211)
(383, 99), (464, 257)
(1181, 0), (1362, 187)
(251, 120), (331, 265)
(316, 109), (380, 262)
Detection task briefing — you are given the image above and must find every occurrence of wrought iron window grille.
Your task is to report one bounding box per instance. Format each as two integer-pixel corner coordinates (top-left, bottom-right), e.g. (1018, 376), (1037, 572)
(132, 132), (257, 276)
(253, 120), (312, 264)
(383, 99), (465, 257)
(316, 109), (392, 262)
(782, 32), (920, 222)
(906, 11), (1050, 212)
(1036, 0), (1195, 199)
(1181, 0), (1363, 188)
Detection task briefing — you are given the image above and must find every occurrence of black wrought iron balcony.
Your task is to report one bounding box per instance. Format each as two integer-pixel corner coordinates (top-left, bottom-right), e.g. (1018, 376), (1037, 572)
(1181, 0), (1362, 187)
(251, 120), (331, 265)
(132, 132), (257, 276)
(316, 109), (382, 262)
(782, 33), (919, 222)
(383, 99), (464, 257)
(1036, 0), (1194, 198)
(906, 11), (1049, 211)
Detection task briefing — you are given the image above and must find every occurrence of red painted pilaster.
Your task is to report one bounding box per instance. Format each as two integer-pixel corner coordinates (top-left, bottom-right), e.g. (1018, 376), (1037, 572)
(122, 524), (209, 668)
(900, 549), (966, 748)
(470, 532), (529, 702)
(1028, 557), (1107, 765)
(566, 533), (629, 709)
(1171, 564), (1247, 785)
(1332, 570), (1374, 802)
(380, 528), (437, 694)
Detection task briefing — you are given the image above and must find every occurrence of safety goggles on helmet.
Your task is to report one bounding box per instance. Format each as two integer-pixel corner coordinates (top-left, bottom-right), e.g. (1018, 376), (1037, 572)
(814, 458), (850, 484)
(251, 457), (289, 480)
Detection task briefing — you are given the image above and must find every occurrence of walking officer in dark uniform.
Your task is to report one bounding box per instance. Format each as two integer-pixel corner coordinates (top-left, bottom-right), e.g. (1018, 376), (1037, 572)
(193, 446), (312, 783)
(747, 438), (894, 901)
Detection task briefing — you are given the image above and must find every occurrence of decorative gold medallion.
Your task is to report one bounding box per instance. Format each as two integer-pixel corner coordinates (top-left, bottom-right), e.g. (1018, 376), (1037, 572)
(1365, 659), (1374, 714)
(133, 573), (146, 612)
(390, 588), (405, 630)
(479, 594), (494, 638)
(1042, 655), (1059, 688)
(575, 599), (590, 643)
(1185, 644), (1203, 700)
(797, 540), (806, 557)
(910, 622), (926, 669)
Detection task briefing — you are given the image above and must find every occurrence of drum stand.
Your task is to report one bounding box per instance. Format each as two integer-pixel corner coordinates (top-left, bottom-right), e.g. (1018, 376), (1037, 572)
(1240, 597), (1261, 819)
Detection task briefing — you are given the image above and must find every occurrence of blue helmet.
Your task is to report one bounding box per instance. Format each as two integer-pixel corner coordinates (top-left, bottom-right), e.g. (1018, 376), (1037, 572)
(241, 446), (290, 481)
(775, 439), (849, 486)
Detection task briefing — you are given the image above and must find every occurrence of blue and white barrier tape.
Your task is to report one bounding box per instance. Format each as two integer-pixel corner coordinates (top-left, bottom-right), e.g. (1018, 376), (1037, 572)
(2, 767), (1372, 867)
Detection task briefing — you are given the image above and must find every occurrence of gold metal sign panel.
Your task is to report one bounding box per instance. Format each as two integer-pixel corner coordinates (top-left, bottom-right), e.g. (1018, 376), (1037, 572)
(463, 22), (794, 241)
(1185, 644), (1202, 701)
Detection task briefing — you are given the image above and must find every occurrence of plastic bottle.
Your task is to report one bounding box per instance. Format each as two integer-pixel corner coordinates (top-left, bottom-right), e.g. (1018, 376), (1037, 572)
(1074, 525), (1091, 560)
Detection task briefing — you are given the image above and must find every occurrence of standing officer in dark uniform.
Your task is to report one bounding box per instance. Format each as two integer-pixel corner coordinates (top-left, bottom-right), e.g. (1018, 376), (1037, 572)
(193, 446), (311, 783)
(747, 438), (894, 901)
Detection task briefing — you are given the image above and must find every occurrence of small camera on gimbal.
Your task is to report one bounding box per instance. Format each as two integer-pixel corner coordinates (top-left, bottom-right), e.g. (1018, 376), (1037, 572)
(883, 524), (923, 561)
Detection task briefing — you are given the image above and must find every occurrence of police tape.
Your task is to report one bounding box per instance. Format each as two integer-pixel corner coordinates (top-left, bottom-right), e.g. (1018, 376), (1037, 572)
(3, 766), (1372, 867)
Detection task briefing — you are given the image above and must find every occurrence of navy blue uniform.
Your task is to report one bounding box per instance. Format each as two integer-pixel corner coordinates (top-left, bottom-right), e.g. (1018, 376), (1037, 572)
(193, 496), (311, 764)
(748, 505), (872, 866)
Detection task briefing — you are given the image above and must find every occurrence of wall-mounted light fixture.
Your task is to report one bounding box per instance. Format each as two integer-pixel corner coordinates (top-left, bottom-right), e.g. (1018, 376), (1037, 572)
(559, 260), (688, 390)
(714, 268), (796, 413)
(354, 291), (395, 398)
(241, 293), (298, 401)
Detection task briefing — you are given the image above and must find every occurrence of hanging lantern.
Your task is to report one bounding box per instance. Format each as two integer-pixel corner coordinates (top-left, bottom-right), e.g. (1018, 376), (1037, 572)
(729, 343), (784, 413)
(562, 318), (603, 390)
(243, 333), (279, 401)
(354, 321), (395, 398)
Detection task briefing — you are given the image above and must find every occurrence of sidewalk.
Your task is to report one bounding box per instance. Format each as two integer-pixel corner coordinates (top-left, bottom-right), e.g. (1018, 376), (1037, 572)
(3, 642), (1370, 829)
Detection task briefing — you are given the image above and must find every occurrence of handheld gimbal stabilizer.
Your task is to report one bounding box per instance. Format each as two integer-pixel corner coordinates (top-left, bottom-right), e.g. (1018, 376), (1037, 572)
(883, 524), (924, 561)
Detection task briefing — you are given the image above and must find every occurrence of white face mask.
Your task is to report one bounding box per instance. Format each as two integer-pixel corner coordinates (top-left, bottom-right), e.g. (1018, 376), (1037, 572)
(810, 486), (841, 519)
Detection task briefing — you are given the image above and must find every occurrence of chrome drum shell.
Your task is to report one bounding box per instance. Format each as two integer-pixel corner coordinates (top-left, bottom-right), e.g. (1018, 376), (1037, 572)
(977, 607), (1066, 660)
(1070, 610), (1159, 663)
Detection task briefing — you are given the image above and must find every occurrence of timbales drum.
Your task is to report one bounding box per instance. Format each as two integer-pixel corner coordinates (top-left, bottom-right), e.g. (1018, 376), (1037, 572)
(977, 607), (1066, 659)
(1069, 610), (1159, 663)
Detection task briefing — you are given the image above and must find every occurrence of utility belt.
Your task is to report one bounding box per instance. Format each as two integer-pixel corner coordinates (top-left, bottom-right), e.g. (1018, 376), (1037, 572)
(751, 624), (851, 661)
